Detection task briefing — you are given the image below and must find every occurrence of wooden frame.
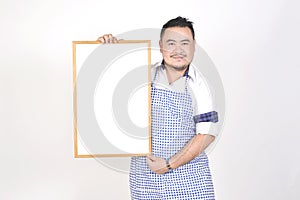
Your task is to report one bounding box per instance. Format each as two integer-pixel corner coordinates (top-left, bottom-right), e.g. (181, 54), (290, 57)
(73, 40), (152, 158)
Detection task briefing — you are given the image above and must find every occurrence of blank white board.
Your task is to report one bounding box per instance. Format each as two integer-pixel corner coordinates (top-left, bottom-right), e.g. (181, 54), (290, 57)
(72, 40), (151, 157)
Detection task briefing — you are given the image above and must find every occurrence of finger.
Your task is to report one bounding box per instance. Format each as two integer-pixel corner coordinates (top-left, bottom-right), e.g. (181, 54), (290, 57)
(112, 37), (118, 43)
(147, 154), (156, 161)
(102, 35), (108, 43)
(104, 34), (113, 43)
(97, 37), (105, 43)
(146, 156), (153, 167)
(107, 34), (113, 43)
(146, 154), (152, 161)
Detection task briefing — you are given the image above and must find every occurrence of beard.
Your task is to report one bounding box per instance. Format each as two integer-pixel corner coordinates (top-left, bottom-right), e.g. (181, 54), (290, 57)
(170, 64), (188, 71)
(163, 58), (190, 72)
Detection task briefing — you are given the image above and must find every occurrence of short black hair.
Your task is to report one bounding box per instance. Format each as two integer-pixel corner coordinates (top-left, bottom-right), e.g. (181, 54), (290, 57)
(160, 16), (195, 40)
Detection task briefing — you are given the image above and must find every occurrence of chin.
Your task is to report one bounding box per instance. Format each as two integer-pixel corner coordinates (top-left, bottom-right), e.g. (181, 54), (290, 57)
(173, 65), (188, 71)
(164, 60), (189, 70)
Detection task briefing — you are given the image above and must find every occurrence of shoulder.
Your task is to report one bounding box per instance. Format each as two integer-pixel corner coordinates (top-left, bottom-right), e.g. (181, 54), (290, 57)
(188, 65), (207, 91)
(188, 65), (213, 110)
(151, 61), (162, 71)
(189, 65), (205, 83)
(151, 61), (163, 81)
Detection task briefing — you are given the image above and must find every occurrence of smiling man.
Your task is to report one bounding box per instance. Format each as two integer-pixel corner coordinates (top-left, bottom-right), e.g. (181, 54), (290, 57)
(131, 17), (219, 200)
(160, 26), (195, 76)
(98, 16), (219, 200)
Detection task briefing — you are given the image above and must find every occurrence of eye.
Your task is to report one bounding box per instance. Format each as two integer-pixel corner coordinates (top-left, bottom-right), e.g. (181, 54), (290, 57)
(182, 42), (189, 46)
(168, 42), (175, 46)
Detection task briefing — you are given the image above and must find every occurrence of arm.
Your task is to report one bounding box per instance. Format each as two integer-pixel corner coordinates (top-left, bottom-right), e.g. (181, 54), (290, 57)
(168, 133), (215, 169)
(147, 133), (215, 174)
(147, 78), (218, 174)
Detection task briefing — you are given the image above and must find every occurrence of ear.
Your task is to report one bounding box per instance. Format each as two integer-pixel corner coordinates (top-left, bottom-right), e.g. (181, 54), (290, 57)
(193, 39), (196, 51)
(159, 40), (163, 53)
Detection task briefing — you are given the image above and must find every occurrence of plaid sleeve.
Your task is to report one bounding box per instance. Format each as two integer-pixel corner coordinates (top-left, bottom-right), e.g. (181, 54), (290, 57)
(193, 111), (218, 123)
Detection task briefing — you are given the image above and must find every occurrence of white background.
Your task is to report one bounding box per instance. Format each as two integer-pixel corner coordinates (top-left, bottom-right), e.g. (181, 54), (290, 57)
(0, 0), (299, 199)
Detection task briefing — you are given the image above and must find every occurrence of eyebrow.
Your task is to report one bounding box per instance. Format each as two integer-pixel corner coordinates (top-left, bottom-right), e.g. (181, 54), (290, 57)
(181, 39), (191, 42)
(166, 39), (191, 43)
(166, 39), (176, 43)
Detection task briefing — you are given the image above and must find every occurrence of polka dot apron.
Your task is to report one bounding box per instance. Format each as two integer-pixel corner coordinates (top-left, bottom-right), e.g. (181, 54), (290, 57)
(130, 72), (215, 200)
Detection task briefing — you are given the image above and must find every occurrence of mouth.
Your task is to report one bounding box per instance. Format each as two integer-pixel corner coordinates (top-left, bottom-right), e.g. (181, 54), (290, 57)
(171, 55), (186, 60)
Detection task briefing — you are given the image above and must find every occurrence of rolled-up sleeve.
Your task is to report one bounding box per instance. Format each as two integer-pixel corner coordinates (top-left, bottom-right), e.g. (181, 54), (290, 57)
(188, 75), (219, 137)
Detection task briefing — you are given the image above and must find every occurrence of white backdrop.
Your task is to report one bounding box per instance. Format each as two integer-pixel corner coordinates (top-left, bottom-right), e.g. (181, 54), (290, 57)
(1, 0), (299, 199)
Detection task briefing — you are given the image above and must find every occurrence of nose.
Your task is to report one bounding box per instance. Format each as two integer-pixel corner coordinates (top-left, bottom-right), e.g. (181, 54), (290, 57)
(173, 44), (183, 53)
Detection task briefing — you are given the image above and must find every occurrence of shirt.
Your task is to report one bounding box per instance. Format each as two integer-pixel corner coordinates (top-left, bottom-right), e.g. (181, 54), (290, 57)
(151, 62), (219, 137)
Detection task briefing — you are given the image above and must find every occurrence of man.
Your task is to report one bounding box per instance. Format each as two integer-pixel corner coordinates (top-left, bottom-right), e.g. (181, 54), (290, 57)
(98, 16), (218, 200)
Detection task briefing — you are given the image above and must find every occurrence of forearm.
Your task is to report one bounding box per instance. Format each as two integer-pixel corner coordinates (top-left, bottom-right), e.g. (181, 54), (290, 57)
(168, 134), (215, 170)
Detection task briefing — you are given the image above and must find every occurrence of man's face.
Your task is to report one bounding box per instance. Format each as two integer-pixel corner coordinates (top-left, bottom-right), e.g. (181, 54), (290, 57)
(159, 26), (195, 70)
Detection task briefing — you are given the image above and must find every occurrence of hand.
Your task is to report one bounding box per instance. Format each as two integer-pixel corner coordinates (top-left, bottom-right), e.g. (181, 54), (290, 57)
(146, 154), (169, 174)
(97, 34), (119, 44)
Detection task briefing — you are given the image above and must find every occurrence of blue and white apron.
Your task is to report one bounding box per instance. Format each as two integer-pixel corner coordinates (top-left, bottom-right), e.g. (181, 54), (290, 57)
(130, 73), (215, 200)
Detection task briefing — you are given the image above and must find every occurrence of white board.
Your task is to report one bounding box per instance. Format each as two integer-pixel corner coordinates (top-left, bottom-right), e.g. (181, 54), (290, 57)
(72, 40), (151, 157)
